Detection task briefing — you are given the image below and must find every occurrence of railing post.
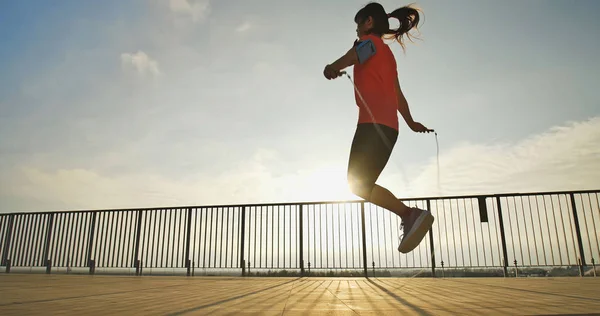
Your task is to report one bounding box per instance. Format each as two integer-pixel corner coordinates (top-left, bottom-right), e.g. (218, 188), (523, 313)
(185, 208), (192, 276)
(361, 202), (368, 278)
(2, 214), (15, 268)
(427, 200), (436, 278)
(42, 214), (54, 269)
(495, 196), (509, 277)
(133, 210), (143, 269)
(569, 193), (587, 268)
(240, 206), (246, 276)
(299, 204), (304, 276)
(86, 212), (97, 269)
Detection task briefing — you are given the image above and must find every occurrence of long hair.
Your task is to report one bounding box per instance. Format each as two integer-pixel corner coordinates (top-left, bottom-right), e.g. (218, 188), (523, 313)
(354, 2), (422, 51)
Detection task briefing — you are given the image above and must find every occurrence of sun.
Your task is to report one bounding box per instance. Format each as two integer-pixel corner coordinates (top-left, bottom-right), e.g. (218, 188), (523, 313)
(294, 164), (357, 202)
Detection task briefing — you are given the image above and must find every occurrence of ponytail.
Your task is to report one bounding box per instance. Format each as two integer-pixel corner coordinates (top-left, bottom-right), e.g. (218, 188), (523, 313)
(385, 4), (422, 50)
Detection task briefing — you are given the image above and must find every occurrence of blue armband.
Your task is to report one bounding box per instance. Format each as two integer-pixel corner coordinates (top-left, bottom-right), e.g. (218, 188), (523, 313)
(355, 39), (376, 64)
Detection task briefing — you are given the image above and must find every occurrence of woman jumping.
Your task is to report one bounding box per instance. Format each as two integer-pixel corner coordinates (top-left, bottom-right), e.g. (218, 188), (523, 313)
(323, 2), (434, 254)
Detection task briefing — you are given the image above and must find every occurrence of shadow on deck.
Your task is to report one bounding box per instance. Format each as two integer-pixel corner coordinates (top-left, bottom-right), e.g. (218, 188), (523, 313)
(1, 274), (600, 315)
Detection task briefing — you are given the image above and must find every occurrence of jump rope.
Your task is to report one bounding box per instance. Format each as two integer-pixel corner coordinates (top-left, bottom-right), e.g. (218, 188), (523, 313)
(339, 70), (441, 194)
(340, 70), (440, 275)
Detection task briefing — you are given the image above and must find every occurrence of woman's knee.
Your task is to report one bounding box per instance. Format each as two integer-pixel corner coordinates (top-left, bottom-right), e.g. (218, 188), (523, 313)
(347, 174), (375, 200)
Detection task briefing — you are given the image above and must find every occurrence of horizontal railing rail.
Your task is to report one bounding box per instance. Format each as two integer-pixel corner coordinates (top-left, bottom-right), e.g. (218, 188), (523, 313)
(1, 189), (598, 277)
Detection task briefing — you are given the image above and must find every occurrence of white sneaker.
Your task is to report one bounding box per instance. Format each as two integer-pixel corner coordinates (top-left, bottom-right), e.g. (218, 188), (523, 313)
(398, 207), (435, 254)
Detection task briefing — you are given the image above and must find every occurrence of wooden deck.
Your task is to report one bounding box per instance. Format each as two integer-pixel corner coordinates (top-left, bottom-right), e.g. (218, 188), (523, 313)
(1, 274), (599, 315)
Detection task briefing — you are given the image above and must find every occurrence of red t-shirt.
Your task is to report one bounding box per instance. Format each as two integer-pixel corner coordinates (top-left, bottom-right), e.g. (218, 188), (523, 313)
(352, 34), (399, 131)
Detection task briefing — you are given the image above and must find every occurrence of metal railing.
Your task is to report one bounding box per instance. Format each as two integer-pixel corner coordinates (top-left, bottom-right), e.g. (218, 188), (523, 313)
(1, 190), (598, 277)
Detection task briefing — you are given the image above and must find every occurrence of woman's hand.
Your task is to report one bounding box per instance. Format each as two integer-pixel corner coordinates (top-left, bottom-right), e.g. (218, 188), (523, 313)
(409, 121), (434, 133)
(323, 64), (341, 80)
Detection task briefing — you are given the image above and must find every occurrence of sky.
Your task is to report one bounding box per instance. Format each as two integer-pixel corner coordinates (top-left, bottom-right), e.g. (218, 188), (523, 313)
(0, 0), (599, 212)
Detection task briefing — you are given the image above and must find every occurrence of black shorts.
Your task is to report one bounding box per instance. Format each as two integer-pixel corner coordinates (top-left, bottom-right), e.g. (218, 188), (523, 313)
(347, 123), (398, 191)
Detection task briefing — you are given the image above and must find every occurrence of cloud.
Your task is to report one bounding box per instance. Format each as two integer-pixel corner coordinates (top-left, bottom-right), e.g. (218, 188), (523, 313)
(2, 117), (599, 213)
(120, 51), (161, 76)
(169, 0), (210, 23)
(235, 22), (252, 33)
(397, 116), (600, 197)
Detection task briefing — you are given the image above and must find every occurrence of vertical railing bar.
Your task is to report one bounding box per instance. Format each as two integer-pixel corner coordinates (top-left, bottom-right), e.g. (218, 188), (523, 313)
(252, 206), (257, 269)
(190, 208), (197, 269)
(225, 207), (231, 268)
(150, 210), (158, 269)
(86, 212), (97, 268)
(33, 214), (45, 267)
(176, 209), (183, 268)
(58, 213), (68, 267)
(360, 202), (368, 277)
(67, 213), (76, 268)
(218, 208), (223, 268)
(47, 214), (57, 268)
(526, 196), (540, 266)
(2, 215), (15, 267)
(441, 200), (450, 267)
(183, 207), (192, 268)
(345, 203), (351, 269)
(109, 211), (117, 268)
(563, 196), (577, 266)
(100, 212), (110, 268)
(495, 196), (509, 275)
(25, 214), (36, 267)
(42, 214), (54, 270)
(290, 205), (293, 269)
(113, 211), (122, 268)
(548, 196), (563, 265)
(269, 206), (273, 269)
(534, 197), (547, 266)
(427, 200), (436, 277)
(435, 200), (443, 269)
(127, 211), (134, 268)
(542, 196), (556, 265)
(462, 199), (472, 267)
(25, 214), (37, 267)
(14, 215), (24, 267)
(202, 208), (208, 269)
(157, 210), (162, 269)
(126, 211), (134, 268)
(299, 204), (304, 274)
(15, 215), (26, 266)
(326, 204), (329, 269)
(208, 207), (215, 269)
(368, 205), (374, 269)
(260, 206), (265, 269)
(569, 193), (587, 266)
(469, 199), (479, 266)
(239, 206), (246, 274)
(164, 209), (171, 269)
(447, 199), (457, 267)
(517, 197), (529, 266)
(587, 194), (600, 259)
(506, 198), (517, 266)
(578, 194), (593, 264)
(133, 210), (143, 268)
(232, 207), (237, 268)
(83, 212), (91, 267)
(0, 216), (6, 266)
(559, 194), (575, 265)
(74, 213), (84, 267)
(146, 210), (154, 269)
(491, 199), (500, 267)
(194, 208), (200, 269)
(166, 210), (172, 268)
(314, 206), (318, 269)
